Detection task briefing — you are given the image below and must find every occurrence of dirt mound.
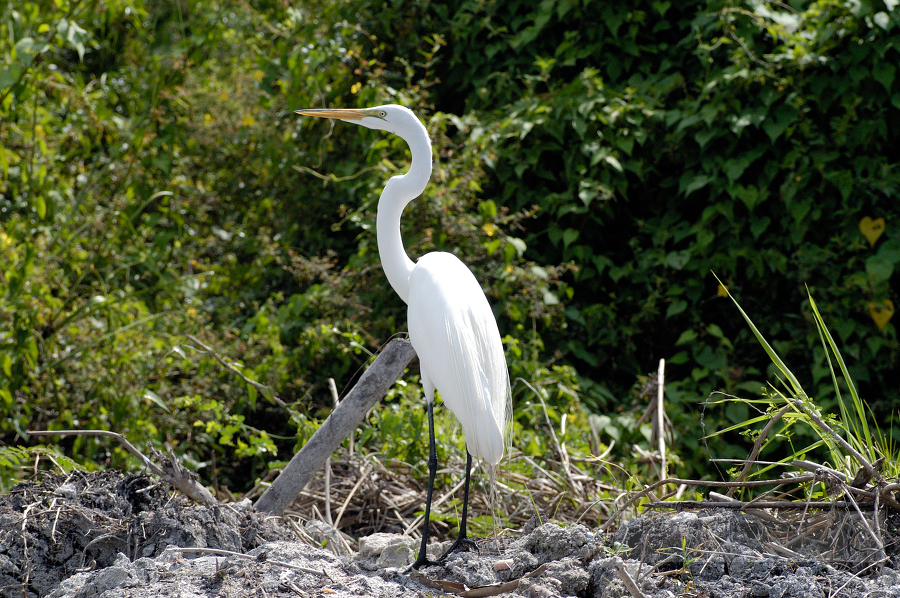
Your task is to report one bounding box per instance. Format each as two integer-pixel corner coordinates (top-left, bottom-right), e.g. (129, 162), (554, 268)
(4, 469), (900, 598)
(0, 470), (294, 597)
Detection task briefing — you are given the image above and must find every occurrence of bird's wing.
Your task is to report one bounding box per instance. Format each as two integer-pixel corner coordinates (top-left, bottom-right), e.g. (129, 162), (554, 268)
(408, 253), (510, 465)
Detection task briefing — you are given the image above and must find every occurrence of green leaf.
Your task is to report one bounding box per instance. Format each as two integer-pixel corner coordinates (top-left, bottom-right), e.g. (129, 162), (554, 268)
(664, 250), (691, 270)
(57, 18), (89, 60)
(143, 389), (171, 413)
(0, 65), (23, 90)
(14, 38), (37, 67)
(506, 236), (526, 257)
(763, 103), (795, 142)
(750, 216), (770, 239)
(666, 300), (687, 318)
(543, 289), (560, 305)
(479, 200), (497, 218)
(873, 61), (896, 92)
(680, 174), (712, 197)
(675, 329), (697, 345)
(604, 155), (623, 172)
(34, 197), (46, 220)
(723, 156), (751, 182)
(866, 254), (894, 283)
(694, 127), (717, 148)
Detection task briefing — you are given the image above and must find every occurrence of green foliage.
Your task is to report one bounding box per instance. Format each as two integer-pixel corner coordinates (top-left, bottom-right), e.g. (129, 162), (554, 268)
(0, 0), (570, 489)
(400, 0), (900, 475)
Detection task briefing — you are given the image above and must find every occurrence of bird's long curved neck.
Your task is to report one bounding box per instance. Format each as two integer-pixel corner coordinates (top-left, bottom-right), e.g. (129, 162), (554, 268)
(376, 120), (432, 304)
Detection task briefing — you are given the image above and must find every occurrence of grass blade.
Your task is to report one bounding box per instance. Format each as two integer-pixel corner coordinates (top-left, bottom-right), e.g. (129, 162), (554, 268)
(713, 274), (805, 399)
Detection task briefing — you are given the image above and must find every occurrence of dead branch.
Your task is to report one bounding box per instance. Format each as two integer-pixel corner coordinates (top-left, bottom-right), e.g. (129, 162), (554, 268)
(790, 400), (877, 480)
(726, 403), (792, 497)
(645, 499), (875, 511)
(255, 338), (417, 516)
(600, 474), (817, 531)
(26, 429), (217, 507)
(188, 335), (292, 411)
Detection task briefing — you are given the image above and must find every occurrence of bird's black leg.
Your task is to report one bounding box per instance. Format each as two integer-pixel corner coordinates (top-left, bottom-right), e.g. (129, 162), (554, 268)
(437, 450), (478, 561)
(409, 400), (440, 570)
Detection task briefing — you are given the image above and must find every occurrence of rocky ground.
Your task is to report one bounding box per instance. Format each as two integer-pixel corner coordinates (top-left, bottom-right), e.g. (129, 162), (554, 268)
(3, 470), (900, 598)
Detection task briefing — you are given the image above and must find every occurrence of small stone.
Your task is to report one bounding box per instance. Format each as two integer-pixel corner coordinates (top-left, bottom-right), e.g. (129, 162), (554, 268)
(375, 544), (413, 569)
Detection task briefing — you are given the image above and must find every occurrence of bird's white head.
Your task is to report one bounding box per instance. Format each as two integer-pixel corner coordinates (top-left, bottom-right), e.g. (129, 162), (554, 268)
(294, 104), (421, 137)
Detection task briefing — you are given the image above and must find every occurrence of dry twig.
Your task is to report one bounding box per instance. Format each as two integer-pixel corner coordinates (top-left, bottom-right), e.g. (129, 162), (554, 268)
(27, 429), (217, 507)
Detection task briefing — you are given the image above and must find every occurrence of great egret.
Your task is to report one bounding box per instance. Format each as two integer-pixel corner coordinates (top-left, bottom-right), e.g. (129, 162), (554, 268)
(295, 105), (511, 569)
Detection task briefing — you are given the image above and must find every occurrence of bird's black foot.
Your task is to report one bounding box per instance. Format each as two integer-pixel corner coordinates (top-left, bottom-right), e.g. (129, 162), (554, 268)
(406, 535), (478, 572)
(407, 552), (441, 571)
(437, 534), (478, 562)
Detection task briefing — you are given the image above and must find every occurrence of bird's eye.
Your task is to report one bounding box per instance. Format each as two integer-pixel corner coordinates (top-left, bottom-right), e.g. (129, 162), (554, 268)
(379, 111), (386, 117)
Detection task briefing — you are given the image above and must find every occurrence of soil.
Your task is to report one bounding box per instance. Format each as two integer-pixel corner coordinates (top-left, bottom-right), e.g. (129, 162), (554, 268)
(3, 470), (900, 598)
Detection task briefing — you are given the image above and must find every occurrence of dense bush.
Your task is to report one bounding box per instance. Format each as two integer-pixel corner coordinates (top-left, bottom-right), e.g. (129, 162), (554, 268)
(418, 0), (900, 467)
(2, 0), (898, 488)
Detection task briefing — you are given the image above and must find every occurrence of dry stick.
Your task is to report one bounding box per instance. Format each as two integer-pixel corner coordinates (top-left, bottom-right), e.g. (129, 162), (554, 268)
(519, 379), (575, 490)
(28, 429), (217, 506)
(188, 335), (292, 410)
(725, 403), (793, 497)
(880, 483), (900, 510)
(790, 399), (877, 479)
(333, 462), (374, 531)
(615, 563), (650, 598)
(644, 499), (876, 510)
(329, 378), (353, 457)
(255, 338), (417, 516)
(165, 546), (325, 576)
(840, 482), (885, 558)
(708, 492), (781, 524)
(789, 459), (847, 482)
(655, 358), (666, 484)
(324, 378), (341, 527)
(599, 474), (817, 531)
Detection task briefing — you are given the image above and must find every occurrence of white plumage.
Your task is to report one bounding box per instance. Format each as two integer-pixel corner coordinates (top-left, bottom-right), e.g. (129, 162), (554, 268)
(408, 252), (509, 465)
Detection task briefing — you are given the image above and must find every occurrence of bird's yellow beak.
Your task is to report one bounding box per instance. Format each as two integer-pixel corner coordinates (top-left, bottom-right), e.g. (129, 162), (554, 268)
(294, 108), (368, 120)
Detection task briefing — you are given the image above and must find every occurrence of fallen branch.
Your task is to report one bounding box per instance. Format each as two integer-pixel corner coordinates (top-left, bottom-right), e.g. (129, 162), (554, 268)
(600, 474), (817, 531)
(27, 429), (217, 507)
(615, 563), (649, 598)
(164, 546), (325, 576)
(411, 564), (547, 597)
(791, 399), (878, 481)
(644, 500), (875, 510)
(255, 338), (417, 516)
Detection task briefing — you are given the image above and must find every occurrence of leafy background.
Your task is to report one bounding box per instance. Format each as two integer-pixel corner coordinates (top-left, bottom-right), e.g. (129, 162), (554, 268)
(1, 0), (898, 498)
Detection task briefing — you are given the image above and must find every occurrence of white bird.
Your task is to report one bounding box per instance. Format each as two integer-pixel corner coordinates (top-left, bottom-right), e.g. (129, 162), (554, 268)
(295, 105), (511, 568)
